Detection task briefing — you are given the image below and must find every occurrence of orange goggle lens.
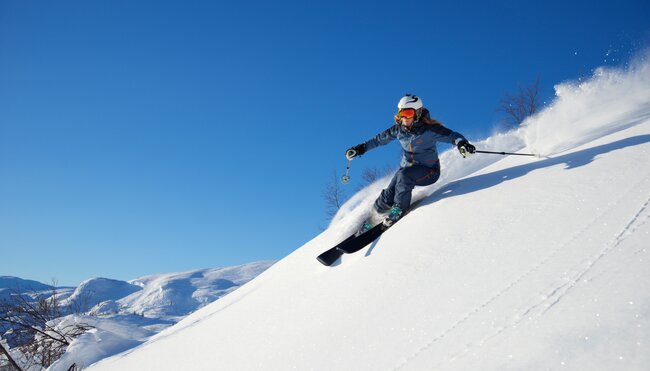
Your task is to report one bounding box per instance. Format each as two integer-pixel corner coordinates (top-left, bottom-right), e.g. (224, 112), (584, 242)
(399, 108), (416, 118)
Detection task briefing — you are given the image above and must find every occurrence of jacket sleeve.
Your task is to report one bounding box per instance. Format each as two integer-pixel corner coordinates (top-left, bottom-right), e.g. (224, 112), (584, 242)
(427, 124), (466, 145)
(364, 125), (400, 151)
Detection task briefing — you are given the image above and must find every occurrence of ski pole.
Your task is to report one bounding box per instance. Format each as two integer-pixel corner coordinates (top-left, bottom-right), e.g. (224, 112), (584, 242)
(341, 148), (358, 184)
(475, 150), (537, 157)
(341, 158), (352, 184)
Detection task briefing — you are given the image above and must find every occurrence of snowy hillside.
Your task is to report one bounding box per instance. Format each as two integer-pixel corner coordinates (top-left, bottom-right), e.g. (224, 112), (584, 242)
(119, 261), (275, 318)
(0, 277), (54, 292)
(52, 262), (275, 319)
(0, 277), (59, 302)
(61, 278), (141, 311)
(88, 57), (650, 370)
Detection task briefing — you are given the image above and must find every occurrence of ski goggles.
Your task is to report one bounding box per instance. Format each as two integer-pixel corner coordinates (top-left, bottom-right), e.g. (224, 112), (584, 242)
(398, 108), (417, 119)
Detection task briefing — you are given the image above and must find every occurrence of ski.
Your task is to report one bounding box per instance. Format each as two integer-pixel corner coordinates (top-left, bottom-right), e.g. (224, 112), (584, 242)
(317, 223), (388, 266)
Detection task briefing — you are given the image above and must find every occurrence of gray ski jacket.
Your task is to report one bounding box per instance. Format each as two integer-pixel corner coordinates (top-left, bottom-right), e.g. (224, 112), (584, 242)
(364, 121), (466, 168)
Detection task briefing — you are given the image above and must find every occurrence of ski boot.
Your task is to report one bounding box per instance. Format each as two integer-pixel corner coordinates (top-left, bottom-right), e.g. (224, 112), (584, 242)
(356, 207), (387, 236)
(357, 221), (374, 236)
(383, 205), (403, 227)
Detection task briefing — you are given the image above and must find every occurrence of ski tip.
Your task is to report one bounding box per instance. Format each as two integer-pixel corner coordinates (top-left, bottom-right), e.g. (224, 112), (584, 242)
(316, 257), (333, 266)
(317, 249), (342, 266)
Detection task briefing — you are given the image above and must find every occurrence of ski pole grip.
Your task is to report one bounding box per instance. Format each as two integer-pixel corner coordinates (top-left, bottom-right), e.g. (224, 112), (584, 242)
(345, 149), (357, 160)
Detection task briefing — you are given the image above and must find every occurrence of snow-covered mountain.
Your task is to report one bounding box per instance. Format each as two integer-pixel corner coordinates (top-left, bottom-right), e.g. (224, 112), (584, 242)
(117, 262), (275, 318)
(3, 262), (273, 320)
(0, 277), (54, 292)
(86, 55), (650, 370)
(60, 278), (141, 312)
(51, 262), (275, 320)
(0, 277), (61, 302)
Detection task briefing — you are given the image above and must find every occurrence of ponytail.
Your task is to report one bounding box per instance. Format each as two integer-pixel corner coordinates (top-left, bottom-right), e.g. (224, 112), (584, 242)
(419, 108), (446, 126)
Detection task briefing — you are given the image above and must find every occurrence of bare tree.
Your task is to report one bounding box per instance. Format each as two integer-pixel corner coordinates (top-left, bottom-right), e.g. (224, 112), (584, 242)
(322, 165), (397, 224)
(0, 284), (93, 370)
(0, 340), (22, 371)
(497, 77), (541, 128)
(361, 167), (381, 186)
(357, 165), (395, 191)
(322, 170), (347, 220)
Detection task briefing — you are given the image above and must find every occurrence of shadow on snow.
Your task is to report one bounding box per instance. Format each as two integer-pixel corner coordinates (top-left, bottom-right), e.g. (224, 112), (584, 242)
(422, 134), (650, 206)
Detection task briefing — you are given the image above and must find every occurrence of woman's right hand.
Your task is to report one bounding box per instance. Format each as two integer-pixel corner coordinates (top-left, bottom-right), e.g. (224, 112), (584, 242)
(345, 144), (367, 160)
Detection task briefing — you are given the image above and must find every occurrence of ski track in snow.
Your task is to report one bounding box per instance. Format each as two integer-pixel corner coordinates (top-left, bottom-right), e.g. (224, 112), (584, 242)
(394, 173), (650, 371)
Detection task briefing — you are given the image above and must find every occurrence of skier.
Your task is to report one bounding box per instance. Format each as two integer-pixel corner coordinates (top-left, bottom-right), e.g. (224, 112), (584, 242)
(346, 94), (476, 233)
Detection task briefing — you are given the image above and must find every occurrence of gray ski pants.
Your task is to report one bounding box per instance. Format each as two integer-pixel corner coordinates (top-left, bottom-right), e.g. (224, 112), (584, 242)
(374, 164), (440, 212)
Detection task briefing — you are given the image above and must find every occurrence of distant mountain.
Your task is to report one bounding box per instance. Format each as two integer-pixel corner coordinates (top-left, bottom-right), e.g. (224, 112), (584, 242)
(0, 276), (54, 292)
(60, 277), (142, 311)
(2, 262), (275, 319)
(120, 261), (274, 317)
(0, 276), (56, 302)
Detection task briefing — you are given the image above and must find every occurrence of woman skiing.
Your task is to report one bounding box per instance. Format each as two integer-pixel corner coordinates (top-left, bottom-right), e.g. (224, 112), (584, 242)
(346, 94), (476, 233)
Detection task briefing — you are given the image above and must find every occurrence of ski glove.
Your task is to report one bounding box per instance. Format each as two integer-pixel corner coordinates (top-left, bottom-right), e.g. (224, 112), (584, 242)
(457, 140), (476, 158)
(346, 144), (367, 160)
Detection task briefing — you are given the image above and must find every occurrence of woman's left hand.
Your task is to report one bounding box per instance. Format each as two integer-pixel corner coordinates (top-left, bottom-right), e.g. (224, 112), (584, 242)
(457, 140), (476, 157)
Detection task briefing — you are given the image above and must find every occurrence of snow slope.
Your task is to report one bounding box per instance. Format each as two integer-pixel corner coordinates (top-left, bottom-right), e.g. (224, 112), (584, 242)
(89, 56), (650, 370)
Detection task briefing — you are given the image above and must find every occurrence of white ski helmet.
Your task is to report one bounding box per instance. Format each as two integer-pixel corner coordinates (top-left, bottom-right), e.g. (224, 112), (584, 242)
(397, 94), (424, 110)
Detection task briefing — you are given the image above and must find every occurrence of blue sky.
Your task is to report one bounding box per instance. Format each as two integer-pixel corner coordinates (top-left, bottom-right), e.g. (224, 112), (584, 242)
(1, 0), (649, 286)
